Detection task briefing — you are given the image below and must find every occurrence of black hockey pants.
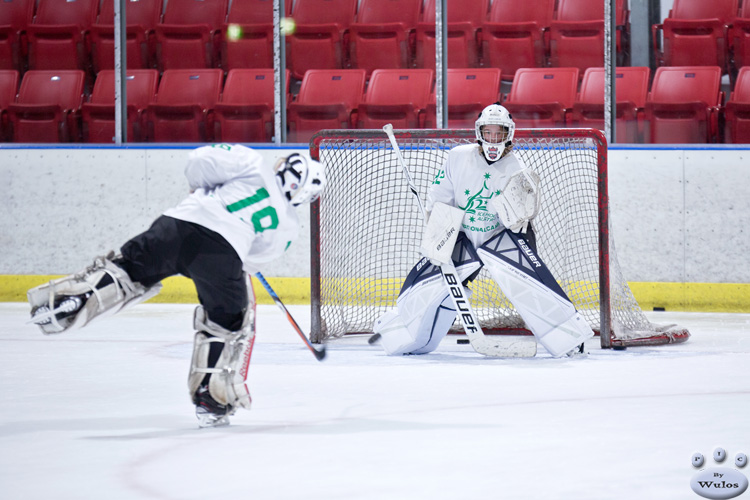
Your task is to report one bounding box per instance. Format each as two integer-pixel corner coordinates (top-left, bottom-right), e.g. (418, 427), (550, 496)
(116, 215), (248, 331)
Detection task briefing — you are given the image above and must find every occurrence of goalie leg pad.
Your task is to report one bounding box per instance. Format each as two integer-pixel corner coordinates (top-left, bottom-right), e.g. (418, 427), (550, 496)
(477, 230), (594, 357)
(373, 234), (482, 355)
(188, 304), (256, 414)
(27, 252), (162, 334)
(478, 231), (594, 357)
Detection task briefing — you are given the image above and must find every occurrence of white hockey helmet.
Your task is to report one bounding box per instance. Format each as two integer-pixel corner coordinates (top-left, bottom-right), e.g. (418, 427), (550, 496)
(275, 153), (326, 206)
(475, 103), (515, 162)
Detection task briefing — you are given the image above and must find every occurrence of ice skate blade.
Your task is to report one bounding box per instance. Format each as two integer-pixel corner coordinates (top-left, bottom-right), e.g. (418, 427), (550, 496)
(196, 410), (231, 428)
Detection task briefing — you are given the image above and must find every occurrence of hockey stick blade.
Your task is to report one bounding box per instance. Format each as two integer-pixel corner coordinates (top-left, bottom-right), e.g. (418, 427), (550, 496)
(440, 262), (535, 358)
(383, 124), (536, 359)
(254, 273), (326, 361)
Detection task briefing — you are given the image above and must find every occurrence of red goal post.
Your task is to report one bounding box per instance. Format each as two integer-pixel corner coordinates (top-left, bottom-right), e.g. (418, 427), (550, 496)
(308, 128), (690, 350)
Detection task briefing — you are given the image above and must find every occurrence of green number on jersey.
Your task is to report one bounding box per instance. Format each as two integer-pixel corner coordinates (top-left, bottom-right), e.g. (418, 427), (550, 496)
(226, 188), (279, 233)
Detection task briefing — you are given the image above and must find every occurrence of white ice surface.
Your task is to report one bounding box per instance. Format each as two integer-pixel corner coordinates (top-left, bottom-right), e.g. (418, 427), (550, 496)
(1, 303), (749, 500)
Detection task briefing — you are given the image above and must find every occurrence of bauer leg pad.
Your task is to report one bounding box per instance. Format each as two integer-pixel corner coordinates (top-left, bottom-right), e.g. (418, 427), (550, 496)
(477, 230), (594, 357)
(27, 252), (162, 334)
(373, 234), (483, 355)
(189, 305), (256, 426)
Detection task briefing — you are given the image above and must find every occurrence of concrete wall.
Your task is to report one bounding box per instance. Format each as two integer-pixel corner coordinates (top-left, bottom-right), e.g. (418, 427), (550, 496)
(1, 144), (749, 285)
(0, 145), (311, 277)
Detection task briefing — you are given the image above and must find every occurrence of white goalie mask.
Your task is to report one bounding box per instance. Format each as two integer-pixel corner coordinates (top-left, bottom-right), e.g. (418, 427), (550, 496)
(475, 103), (515, 162)
(275, 153), (326, 206)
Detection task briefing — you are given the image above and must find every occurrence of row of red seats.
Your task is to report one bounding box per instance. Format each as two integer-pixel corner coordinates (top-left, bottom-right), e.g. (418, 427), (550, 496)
(0, 0), (631, 82)
(3, 65), (750, 144)
(0, 68), (283, 142)
(0, 0), (291, 75)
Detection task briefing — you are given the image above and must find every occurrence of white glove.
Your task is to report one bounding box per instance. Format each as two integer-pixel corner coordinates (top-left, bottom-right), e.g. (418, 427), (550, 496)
(491, 168), (541, 233)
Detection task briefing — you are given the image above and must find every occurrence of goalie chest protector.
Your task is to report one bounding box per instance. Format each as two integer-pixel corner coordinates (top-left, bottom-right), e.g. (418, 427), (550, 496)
(427, 144), (528, 249)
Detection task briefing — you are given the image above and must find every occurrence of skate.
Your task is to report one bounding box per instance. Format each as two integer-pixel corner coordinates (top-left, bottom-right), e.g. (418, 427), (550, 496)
(565, 343), (587, 358)
(29, 294), (89, 326)
(194, 384), (234, 428)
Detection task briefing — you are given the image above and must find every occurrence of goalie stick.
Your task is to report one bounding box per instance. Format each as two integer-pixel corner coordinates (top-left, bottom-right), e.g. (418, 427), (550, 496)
(254, 272), (326, 361)
(382, 124), (536, 358)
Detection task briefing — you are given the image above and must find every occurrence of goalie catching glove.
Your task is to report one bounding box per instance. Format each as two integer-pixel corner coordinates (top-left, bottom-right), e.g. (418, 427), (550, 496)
(491, 167), (541, 233)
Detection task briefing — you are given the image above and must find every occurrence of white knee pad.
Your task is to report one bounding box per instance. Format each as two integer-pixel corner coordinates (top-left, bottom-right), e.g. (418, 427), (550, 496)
(188, 305), (256, 411)
(27, 252), (161, 334)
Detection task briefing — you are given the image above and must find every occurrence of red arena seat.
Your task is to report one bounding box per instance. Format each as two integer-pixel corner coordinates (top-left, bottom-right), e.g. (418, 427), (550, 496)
(143, 68), (223, 142)
(81, 69), (158, 143)
(0, 0), (35, 71)
(221, 0), (274, 70)
(570, 66), (650, 143)
(502, 67), (579, 128)
(25, 0), (98, 71)
(356, 68), (433, 129)
(549, 0), (629, 74)
(415, 0), (489, 69)
(89, 0), (162, 74)
(644, 66), (723, 143)
(153, 0), (228, 71)
(6, 69), (85, 142)
(287, 68), (367, 143)
(0, 69), (20, 140)
(724, 66), (750, 143)
(348, 0), (422, 77)
(481, 0), (555, 81)
(285, 0), (359, 80)
(425, 68), (501, 128)
(212, 68), (289, 143)
(653, 0), (736, 74)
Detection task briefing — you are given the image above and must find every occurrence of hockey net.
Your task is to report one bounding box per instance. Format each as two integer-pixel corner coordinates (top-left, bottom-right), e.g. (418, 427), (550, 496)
(309, 129), (690, 349)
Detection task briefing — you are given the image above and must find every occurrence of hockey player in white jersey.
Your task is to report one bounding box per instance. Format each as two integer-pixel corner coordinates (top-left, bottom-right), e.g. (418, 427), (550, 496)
(27, 144), (326, 426)
(372, 103), (594, 357)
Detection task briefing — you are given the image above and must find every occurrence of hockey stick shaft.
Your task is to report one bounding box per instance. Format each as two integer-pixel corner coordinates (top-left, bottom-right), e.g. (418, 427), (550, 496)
(382, 125), (487, 346)
(383, 124), (428, 221)
(254, 272), (326, 361)
(382, 125), (535, 358)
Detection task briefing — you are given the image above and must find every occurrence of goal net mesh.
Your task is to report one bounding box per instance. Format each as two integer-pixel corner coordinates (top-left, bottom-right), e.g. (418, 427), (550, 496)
(310, 129), (689, 348)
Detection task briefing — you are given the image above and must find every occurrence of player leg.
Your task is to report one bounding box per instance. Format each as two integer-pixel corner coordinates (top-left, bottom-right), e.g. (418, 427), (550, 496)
(26, 215), (203, 334)
(373, 232), (483, 355)
(27, 254), (162, 334)
(179, 223), (255, 427)
(476, 229), (595, 357)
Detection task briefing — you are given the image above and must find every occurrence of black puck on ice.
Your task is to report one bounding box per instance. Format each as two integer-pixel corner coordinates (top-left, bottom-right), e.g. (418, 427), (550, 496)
(457, 339), (470, 344)
(613, 346), (627, 351)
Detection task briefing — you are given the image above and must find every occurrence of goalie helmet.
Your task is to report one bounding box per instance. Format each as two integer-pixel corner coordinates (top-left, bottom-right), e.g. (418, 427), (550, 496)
(475, 103), (515, 162)
(275, 153), (326, 206)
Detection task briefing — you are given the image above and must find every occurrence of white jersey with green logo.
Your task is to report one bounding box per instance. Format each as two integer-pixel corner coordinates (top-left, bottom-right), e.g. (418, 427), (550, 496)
(164, 144), (299, 273)
(426, 144), (529, 249)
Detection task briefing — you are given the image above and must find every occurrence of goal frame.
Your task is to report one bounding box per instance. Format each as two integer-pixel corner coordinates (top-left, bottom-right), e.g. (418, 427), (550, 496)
(308, 128), (683, 350)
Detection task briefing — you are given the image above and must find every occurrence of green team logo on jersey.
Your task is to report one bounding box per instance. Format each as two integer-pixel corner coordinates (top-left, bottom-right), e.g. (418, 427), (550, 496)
(433, 170), (445, 185)
(458, 173), (501, 231)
